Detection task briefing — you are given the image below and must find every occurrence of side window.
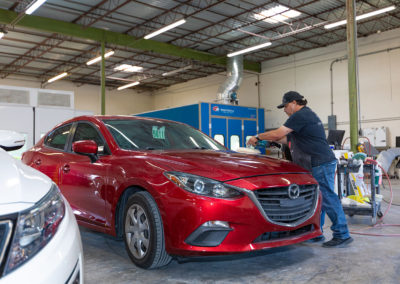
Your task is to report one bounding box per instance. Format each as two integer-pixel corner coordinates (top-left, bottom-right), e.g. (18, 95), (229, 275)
(214, 134), (224, 145)
(44, 124), (72, 150)
(72, 123), (108, 155)
(245, 136), (253, 145)
(230, 135), (240, 150)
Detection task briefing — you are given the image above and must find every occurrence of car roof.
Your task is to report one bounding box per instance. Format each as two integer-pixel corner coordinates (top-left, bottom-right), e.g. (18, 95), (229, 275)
(61, 115), (181, 126)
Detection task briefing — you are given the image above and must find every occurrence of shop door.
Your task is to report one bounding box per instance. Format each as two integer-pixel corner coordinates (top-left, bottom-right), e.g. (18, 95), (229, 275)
(243, 120), (257, 145)
(211, 117), (227, 146)
(228, 119), (242, 150)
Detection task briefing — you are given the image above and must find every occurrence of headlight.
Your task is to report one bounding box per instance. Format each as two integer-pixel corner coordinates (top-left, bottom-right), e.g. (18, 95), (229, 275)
(164, 172), (243, 199)
(4, 184), (65, 275)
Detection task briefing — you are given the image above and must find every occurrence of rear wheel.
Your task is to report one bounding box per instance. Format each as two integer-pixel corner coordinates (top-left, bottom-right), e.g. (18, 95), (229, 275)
(123, 191), (172, 269)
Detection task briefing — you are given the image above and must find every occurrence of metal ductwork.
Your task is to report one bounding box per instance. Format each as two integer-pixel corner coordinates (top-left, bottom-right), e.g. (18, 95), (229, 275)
(216, 55), (243, 105)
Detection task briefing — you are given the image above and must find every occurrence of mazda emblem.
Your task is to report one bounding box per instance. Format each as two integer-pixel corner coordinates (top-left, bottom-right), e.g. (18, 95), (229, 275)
(288, 184), (300, 199)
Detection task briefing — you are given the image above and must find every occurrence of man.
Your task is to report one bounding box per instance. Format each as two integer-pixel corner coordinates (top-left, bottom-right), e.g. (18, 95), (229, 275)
(248, 91), (353, 248)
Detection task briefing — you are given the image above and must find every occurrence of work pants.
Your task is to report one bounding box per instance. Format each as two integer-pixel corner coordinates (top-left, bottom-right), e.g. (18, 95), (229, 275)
(312, 160), (350, 239)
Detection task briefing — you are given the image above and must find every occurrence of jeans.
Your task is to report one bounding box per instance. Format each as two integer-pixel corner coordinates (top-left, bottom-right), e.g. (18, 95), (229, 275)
(312, 160), (350, 239)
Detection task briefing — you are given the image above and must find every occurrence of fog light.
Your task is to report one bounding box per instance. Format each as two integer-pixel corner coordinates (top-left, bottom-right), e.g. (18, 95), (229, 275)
(185, 221), (232, 247)
(202, 221), (230, 228)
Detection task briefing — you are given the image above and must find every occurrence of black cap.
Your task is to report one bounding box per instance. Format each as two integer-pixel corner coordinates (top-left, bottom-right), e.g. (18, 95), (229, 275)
(277, 91), (304, 109)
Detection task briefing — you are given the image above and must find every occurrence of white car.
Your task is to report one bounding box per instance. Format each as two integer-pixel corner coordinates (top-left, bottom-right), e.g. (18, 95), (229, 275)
(0, 131), (83, 283)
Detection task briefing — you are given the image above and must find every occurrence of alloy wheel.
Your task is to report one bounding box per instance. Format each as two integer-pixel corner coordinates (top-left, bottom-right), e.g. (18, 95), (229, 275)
(125, 204), (150, 259)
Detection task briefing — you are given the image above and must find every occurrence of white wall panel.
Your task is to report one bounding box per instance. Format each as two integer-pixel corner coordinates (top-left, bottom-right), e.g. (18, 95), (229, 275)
(237, 76), (259, 107)
(152, 73), (259, 110)
(331, 60), (349, 123)
(358, 52), (393, 119)
(0, 77), (153, 115)
(35, 108), (75, 143)
(259, 68), (296, 129)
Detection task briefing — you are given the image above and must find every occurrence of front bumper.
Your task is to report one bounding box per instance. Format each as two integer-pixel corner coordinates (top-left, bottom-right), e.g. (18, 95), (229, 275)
(1, 199), (84, 284)
(160, 173), (322, 256)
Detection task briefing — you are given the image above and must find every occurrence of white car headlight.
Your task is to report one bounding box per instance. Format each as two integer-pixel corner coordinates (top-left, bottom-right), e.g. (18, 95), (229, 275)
(4, 184), (65, 275)
(164, 172), (243, 199)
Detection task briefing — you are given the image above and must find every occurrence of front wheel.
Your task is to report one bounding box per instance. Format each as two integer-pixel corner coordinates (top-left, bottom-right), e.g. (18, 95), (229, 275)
(123, 191), (172, 269)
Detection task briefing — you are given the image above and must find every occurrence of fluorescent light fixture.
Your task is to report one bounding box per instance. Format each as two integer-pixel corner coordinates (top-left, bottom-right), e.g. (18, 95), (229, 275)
(324, 6), (396, 29)
(162, 65), (192, 76)
(47, 72), (68, 83)
(227, 42), (272, 57)
(254, 5), (301, 24)
(114, 64), (143, 73)
(25, 0), (47, 15)
(0, 32), (4, 39)
(144, 19), (186, 39)
(107, 76), (138, 82)
(86, 50), (115, 65)
(117, 81), (140, 90)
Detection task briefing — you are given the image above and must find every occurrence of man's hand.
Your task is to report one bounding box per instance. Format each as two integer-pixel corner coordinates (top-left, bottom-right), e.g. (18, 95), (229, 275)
(247, 136), (259, 147)
(248, 126), (292, 147)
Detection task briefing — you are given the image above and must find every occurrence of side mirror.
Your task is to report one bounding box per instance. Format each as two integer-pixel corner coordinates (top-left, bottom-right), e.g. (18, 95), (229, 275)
(72, 140), (98, 162)
(0, 130), (25, 151)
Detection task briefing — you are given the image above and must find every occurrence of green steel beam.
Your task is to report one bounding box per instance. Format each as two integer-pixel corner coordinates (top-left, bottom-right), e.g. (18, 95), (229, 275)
(0, 8), (261, 73)
(101, 41), (105, 115)
(346, 0), (359, 152)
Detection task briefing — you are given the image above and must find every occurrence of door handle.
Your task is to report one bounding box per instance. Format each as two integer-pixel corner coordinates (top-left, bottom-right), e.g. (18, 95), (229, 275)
(62, 164), (70, 173)
(34, 159), (41, 166)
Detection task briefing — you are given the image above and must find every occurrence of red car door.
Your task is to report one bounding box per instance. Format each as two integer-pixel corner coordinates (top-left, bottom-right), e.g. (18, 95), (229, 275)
(28, 123), (73, 184)
(58, 122), (112, 230)
(58, 152), (111, 229)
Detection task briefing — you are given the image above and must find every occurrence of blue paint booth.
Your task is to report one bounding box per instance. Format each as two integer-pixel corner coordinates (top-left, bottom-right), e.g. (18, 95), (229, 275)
(135, 102), (264, 151)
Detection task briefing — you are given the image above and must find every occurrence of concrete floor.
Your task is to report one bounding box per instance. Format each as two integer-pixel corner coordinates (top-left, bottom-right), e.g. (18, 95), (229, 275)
(82, 179), (400, 284)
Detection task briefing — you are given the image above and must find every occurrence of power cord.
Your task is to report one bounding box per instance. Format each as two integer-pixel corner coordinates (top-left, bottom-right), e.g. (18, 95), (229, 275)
(381, 180), (400, 206)
(349, 160), (400, 237)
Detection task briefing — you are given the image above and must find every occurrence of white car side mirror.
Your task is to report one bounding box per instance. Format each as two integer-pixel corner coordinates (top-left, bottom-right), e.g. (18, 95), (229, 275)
(0, 130), (25, 151)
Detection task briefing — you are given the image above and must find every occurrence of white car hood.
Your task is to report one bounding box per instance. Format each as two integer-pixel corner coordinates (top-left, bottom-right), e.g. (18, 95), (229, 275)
(0, 148), (52, 215)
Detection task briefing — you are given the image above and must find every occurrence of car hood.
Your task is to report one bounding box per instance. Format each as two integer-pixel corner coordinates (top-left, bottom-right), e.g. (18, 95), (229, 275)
(0, 149), (52, 214)
(140, 150), (309, 181)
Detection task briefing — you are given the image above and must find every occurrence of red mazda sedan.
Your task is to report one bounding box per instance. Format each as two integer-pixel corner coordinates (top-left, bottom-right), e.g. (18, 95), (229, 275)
(22, 115), (322, 269)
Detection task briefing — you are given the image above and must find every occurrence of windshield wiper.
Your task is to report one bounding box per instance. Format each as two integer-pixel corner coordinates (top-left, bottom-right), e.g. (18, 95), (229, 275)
(192, 146), (208, 150)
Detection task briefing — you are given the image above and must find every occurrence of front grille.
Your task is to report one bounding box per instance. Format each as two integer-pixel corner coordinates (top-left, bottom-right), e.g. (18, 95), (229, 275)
(0, 220), (13, 272)
(253, 224), (314, 243)
(254, 184), (318, 226)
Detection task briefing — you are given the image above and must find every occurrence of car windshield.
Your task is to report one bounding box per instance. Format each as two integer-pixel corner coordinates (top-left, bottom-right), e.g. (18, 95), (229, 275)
(103, 119), (226, 151)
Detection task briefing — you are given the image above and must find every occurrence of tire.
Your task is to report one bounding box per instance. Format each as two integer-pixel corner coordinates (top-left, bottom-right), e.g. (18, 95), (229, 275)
(123, 191), (172, 269)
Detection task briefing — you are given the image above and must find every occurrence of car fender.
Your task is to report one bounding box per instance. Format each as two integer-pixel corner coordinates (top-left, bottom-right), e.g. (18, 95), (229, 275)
(106, 175), (169, 236)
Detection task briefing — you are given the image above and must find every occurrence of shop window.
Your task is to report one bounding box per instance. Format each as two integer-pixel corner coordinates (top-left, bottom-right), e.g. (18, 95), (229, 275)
(214, 134), (224, 145)
(230, 135), (240, 150)
(245, 136), (253, 145)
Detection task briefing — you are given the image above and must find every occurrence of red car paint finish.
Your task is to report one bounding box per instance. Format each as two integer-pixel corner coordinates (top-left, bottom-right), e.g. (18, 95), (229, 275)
(22, 115), (322, 269)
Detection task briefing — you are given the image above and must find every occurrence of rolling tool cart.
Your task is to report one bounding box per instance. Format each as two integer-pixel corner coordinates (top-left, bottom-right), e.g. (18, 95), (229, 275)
(337, 160), (383, 225)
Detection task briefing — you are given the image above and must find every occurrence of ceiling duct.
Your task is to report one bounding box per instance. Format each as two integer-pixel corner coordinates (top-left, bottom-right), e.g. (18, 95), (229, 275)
(216, 55), (243, 105)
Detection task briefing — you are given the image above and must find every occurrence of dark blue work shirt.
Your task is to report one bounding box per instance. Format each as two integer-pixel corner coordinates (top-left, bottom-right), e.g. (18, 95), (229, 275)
(284, 106), (335, 167)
